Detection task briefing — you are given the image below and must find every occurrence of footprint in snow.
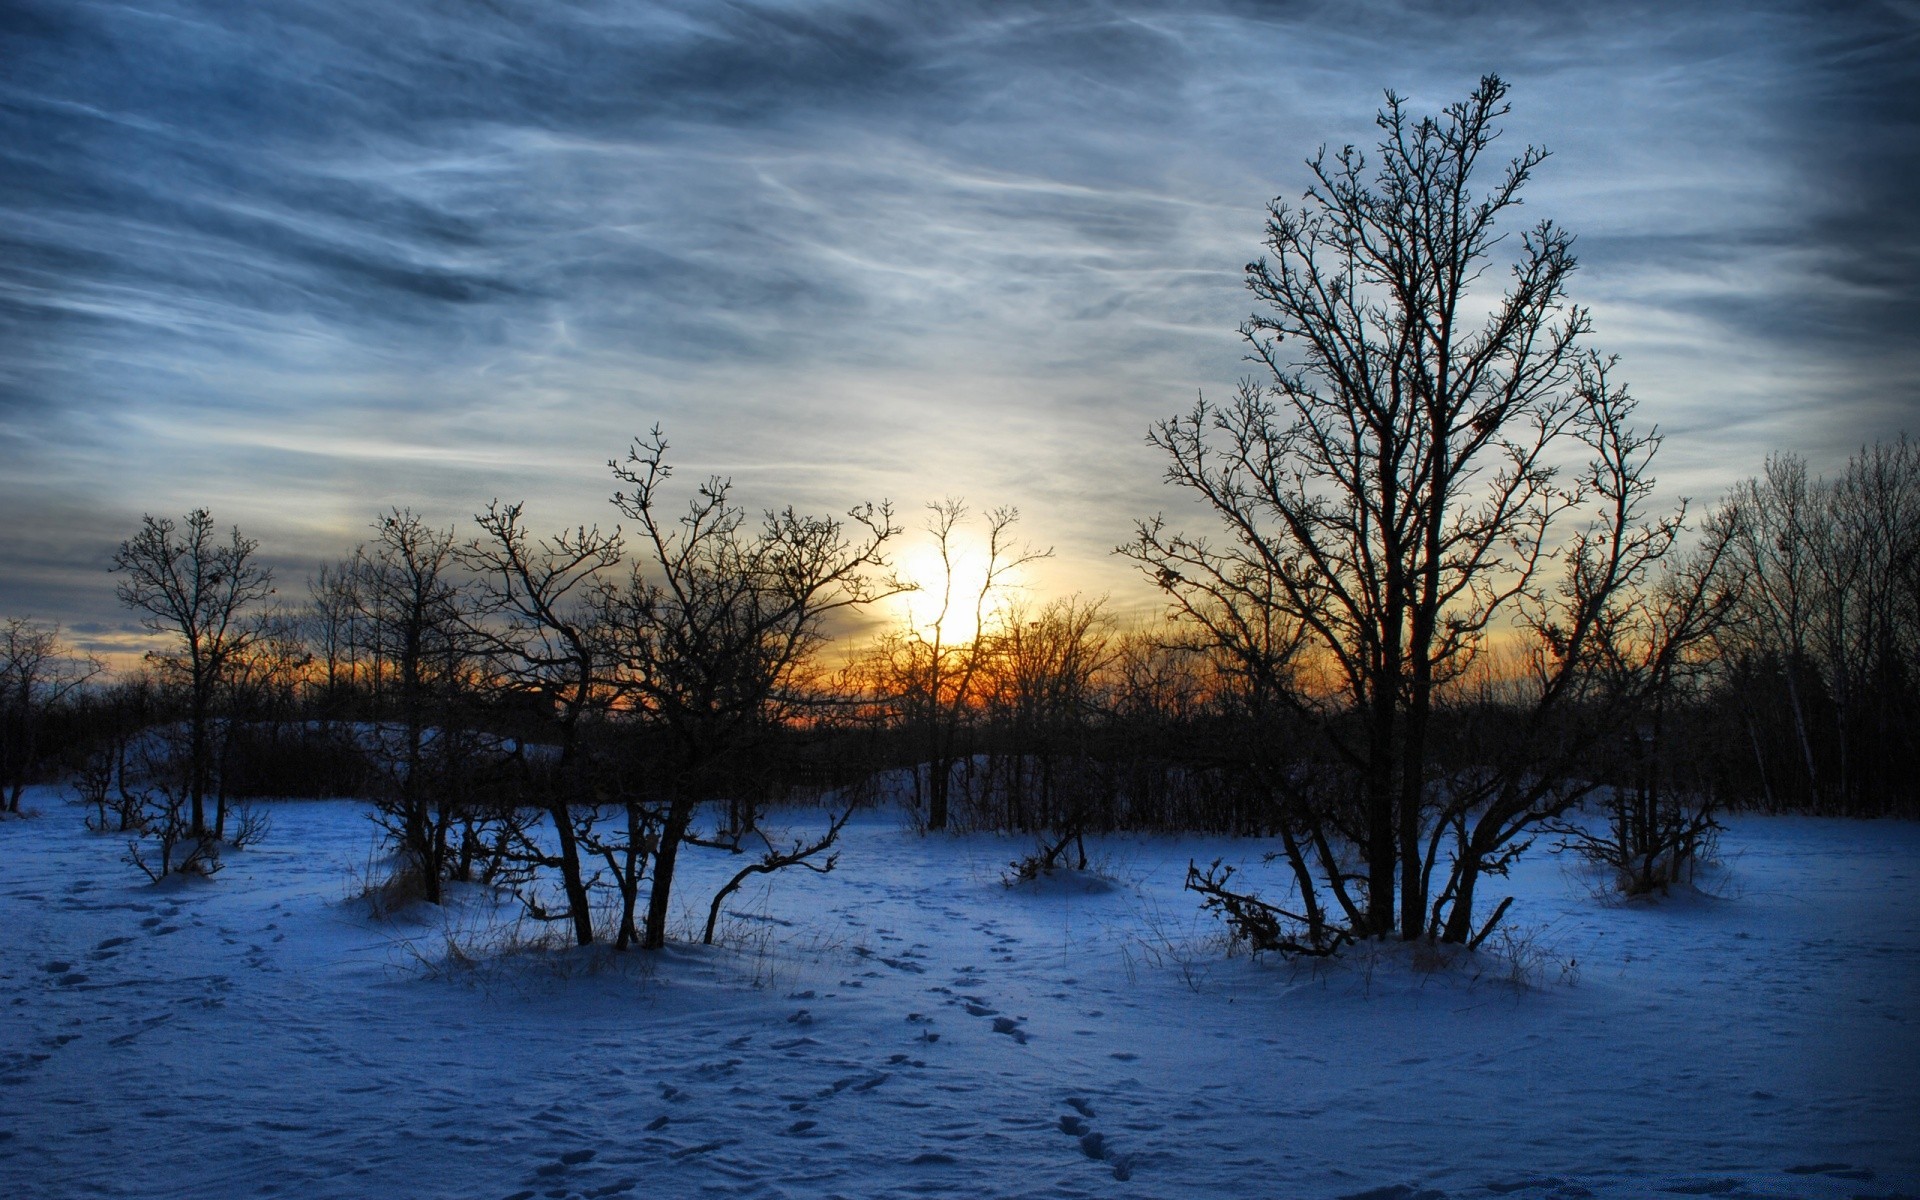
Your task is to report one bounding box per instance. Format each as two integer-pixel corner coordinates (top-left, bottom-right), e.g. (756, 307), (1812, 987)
(1659, 1179), (1748, 1196)
(107, 1013), (175, 1046)
(991, 1016), (1028, 1044)
(1056, 1101), (1132, 1181)
(1783, 1163), (1875, 1181)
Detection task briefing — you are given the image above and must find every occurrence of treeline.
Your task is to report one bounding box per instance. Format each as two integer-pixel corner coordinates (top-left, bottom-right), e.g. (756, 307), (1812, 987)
(1709, 440), (1920, 816)
(8, 437), (1914, 836)
(1, 434), (1914, 950)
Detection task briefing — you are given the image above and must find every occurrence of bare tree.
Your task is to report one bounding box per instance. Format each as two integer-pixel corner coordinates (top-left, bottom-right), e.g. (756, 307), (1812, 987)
(305, 561), (362, 721)
(600, 427), (904, 950)
(879, 500), (1048, 831)
(1723, 456), (1827, 802)
(1719, 437), (1920, 815)
(112, 509), (273, 838)
(1, 619), (104, 813)
(1126, 77), (1718, 948)
(335, 509), (494, 903)
(983, 594), (1115, 859)
(465, 500), (624, 945)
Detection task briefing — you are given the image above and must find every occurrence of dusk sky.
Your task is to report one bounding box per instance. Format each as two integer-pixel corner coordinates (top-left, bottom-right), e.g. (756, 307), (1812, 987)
(4, 0), (1916, 654)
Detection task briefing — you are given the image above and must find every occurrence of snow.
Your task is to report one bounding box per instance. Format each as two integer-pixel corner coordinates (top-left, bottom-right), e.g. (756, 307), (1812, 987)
(3, 790), (1916, 1200)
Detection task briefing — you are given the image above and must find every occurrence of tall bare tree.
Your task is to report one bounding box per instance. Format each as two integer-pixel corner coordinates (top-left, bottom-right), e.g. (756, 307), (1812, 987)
(112, 509), (273, 838)
(1127, 77), (1717, 947)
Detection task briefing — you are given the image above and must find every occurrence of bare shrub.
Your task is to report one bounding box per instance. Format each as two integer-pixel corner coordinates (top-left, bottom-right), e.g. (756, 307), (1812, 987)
(226, 802), (272, 850)
(1550, 791), (1721, 898)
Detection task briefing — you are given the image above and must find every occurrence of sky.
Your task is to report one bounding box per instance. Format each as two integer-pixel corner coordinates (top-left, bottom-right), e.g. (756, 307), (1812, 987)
(3, 0), (1916, 656)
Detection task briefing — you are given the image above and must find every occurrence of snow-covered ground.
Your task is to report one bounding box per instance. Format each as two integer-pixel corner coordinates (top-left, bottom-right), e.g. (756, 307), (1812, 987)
(3, 790), (1916, 1200)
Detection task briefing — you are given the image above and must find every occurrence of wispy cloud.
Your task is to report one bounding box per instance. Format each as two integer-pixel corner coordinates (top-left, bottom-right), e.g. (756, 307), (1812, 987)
(3, 0), (1914, 630)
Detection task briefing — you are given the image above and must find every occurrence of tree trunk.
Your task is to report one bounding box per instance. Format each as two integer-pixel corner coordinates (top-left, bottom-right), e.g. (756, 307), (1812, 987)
(642, 796), (693, 950)
(549, 801), (595, 946)
(1364, 694), (1399, 939)
(189, 683), (210, 837)
(1783, 663), (1821, 808)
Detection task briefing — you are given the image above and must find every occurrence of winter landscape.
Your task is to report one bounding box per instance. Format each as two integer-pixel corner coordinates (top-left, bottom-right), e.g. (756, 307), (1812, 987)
(5, 3), (1919, 1199)
(4, 791), (1916, 1200)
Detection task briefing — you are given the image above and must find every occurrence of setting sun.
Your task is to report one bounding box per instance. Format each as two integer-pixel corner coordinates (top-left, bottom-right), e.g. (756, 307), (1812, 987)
(888, 537), (995, 645)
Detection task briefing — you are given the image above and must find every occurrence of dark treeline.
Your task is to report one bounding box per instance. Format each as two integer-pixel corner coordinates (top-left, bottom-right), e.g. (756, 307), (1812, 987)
(1710, 440), (1920, 817)
(875, 434), (1920, 843)
(7, 434), (1912, 881)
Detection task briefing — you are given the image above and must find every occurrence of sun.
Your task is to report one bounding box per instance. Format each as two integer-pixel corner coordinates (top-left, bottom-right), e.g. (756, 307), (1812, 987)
(889, 539), (993, 645)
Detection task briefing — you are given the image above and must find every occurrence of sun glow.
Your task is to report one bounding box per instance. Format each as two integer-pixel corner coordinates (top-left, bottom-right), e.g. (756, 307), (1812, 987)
(889, 539), (995, 645)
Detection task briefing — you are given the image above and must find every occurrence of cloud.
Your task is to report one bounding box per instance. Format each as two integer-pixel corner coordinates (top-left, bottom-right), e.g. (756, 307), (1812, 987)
(2, 0), (1913, 633)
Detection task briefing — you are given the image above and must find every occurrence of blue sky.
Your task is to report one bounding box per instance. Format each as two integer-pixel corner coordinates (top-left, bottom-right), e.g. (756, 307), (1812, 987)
(3, 0), (1915, 651)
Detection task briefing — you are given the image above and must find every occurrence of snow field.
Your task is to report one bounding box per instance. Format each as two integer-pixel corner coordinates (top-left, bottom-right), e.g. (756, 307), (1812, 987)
(2, 791), (1916, 1200)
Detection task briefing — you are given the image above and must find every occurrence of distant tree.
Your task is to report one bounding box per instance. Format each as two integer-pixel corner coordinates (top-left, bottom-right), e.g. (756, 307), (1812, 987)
(1546, 512), (1741, 895)
(983, 594), (1115, 866)
(73, 674), (160, 835)
(1718, 437), (1920, 815)
(600, 427), (904, 949)
(1, 618), (104, 813)
(1722, 455), (1827, 802)
(1126, 76), (1722, 948)
(216, 607), (319, 801)
(878, 500), (1048, 831)
(334, 509), (494, 903)
(305, 561), (363, 721)
(112, 509), (273, 839)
